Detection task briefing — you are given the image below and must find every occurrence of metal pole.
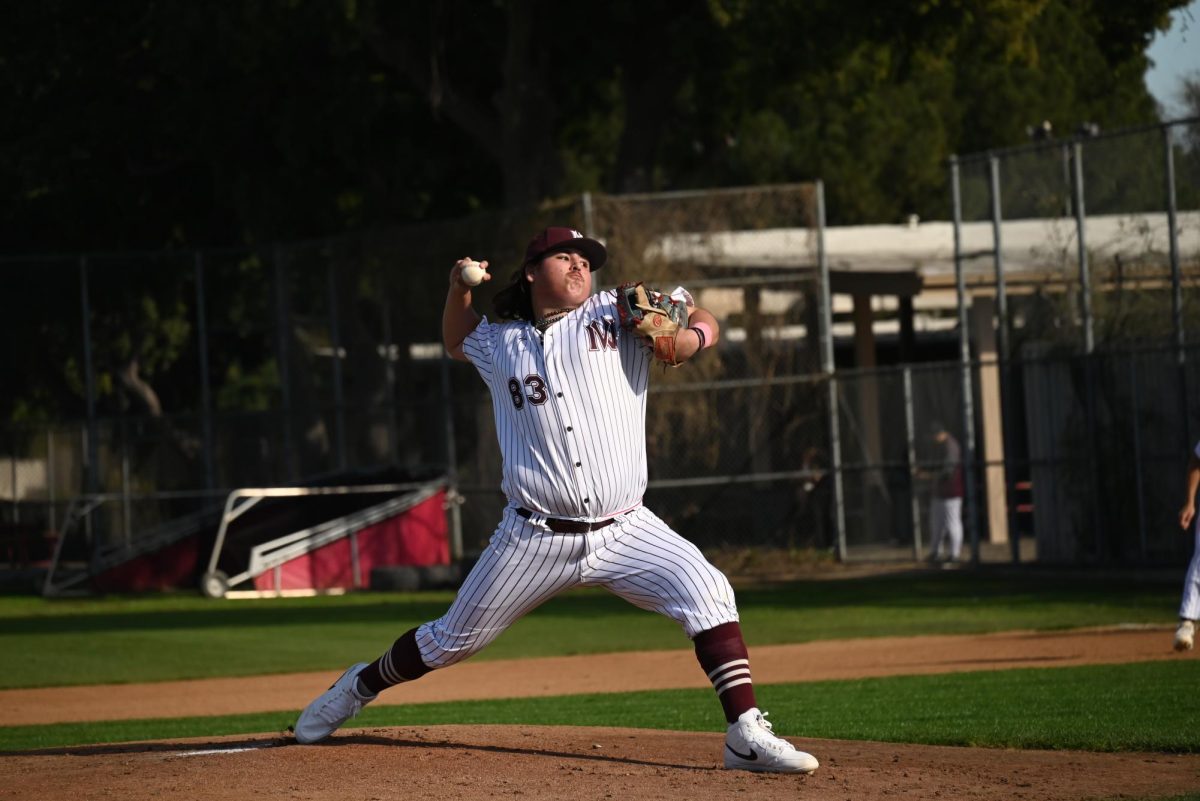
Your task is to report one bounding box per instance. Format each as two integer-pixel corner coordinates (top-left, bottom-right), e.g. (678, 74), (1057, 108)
(989, 156), (1021, 564)
(194, 252), (216, 491)
(989, 156), (1010, 363)
(1062, 143), (1073, 218)
(816, 180), (835, 375)
(581, 191), (596, 238)
(1166, 124), (1183, 356)
(950, 157), (981, 565)
(815, 181), (848, 560)
(47, 428), (56, 534)
(9, 446), (17, 527)
(439, 355), (463, 561)
(79, 427), (93, 547)
(327, 260), (347, 471)
(80, 256), (98, 496)
(1130, 355), (1147, 560)
(120, 417), (131, 548)
(903, 366), (923, 560)
(1164, 124), (1189, 445)
(1072, 141), (1094, 354)
(1072, 140), (1106, 559)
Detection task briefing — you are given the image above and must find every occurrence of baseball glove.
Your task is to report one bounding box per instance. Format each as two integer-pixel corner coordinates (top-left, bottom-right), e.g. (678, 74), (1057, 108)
(616, 282), (689, 364)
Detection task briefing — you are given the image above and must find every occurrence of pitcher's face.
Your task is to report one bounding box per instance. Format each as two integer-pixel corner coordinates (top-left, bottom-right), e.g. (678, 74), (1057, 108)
(527, 249), (593, 311)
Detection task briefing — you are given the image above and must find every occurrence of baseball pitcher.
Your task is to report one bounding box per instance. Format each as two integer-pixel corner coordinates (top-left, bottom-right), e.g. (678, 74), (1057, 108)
(293, 226), (819, 773)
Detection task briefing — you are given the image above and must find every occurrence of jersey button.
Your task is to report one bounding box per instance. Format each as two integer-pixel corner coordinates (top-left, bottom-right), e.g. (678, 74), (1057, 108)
(575, 462), (581, 467)
(556, 392), (563, 398)
(583, 498), (590, 504)
(566, 426), (573, 431)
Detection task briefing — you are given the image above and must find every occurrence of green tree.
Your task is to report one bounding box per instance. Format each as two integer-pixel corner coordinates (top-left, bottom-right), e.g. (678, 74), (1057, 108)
(2, 0), (1185, 253)
(1, 0), (1190, 432)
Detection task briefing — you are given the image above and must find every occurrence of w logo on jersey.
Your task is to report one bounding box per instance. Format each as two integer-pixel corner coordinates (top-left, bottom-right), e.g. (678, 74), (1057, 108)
(585, 318), (618, 351)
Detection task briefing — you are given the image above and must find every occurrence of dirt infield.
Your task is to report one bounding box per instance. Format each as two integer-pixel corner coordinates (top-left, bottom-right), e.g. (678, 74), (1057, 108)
(1, 625), (1186, 726)
(5, 725), (1200, 801)
(2, 625), (1197, 800)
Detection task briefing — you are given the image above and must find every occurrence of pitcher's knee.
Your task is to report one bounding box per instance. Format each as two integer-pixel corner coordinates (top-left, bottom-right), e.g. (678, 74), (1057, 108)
(416, 620), (497, 668)
(678, 572), (740, 637)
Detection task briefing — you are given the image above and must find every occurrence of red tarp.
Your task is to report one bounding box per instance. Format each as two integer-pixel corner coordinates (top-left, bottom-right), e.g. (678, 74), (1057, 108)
(94, 534), (202, 593)
(251, 490), (448, 592)
(95, 489), (448, 593)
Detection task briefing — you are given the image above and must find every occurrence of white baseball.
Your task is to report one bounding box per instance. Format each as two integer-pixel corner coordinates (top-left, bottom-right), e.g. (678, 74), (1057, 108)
(460, 261), (485, 286)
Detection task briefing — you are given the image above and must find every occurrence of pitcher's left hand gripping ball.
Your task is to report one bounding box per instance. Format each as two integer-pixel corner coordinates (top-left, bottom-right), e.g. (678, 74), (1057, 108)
(617, 282), (689, 364)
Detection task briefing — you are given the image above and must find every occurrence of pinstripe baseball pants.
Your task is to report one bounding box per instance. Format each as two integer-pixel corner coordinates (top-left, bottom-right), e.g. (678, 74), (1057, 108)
(415, 505), (739, 668)
(1181, 518), (1200, 621)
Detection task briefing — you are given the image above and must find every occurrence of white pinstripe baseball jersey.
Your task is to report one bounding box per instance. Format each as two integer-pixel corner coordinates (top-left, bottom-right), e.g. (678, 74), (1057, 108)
(462, 288), (652, 520)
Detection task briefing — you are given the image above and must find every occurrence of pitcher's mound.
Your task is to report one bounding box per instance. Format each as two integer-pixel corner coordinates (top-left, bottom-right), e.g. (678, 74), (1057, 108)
(7, 725), (1199, 801)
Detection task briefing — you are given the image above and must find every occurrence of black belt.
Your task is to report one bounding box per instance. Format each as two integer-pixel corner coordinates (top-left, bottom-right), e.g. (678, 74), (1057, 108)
(516, 507), (616, 533)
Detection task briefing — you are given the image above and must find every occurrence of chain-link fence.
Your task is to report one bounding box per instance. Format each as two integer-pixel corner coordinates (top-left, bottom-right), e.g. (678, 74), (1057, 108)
(4, 119), (1200, 587)
(946, 116), (1200, 568)
(2, 186), (840, 583)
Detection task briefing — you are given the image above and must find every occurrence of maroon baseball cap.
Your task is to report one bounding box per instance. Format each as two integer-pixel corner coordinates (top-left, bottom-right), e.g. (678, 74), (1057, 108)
(524, 227), (607, 271)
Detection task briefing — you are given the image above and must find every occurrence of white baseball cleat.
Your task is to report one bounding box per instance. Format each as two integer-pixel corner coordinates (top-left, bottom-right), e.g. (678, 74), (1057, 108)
(294, 663), (376, 744)
(723, 707), (819, 773)
(1175, 620), (1195, 652)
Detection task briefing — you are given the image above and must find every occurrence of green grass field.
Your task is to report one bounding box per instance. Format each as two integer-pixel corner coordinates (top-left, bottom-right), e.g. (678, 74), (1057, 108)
(4, 662), (1198, 754)
(0, 571), (1180, 687)
(2, 570), (1198, 756)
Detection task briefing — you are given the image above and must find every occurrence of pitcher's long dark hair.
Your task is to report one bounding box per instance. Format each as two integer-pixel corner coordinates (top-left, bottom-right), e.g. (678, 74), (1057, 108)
(492, 267), (533, 321)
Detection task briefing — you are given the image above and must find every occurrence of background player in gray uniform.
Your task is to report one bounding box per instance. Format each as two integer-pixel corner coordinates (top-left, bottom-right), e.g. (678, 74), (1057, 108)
(924, 421), (964, 564)
(294, 227), (819, 773)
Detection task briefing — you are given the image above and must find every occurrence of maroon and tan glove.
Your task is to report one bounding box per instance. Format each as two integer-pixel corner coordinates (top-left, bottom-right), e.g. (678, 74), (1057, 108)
(616, 282), (689, 364)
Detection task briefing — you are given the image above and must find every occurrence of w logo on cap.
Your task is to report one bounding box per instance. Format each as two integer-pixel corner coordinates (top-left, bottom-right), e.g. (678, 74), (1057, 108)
(570, 229), (583, 238)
